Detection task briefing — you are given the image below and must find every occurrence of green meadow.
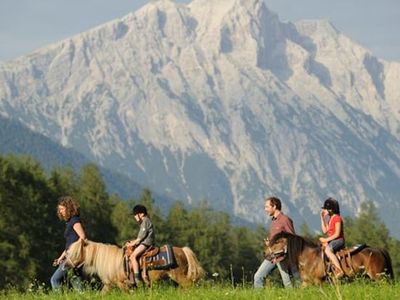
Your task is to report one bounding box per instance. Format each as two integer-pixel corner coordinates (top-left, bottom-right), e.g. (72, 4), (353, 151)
(1, 281), (399, 300)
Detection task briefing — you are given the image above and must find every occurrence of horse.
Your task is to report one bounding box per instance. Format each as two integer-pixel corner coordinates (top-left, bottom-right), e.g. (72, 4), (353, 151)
(65, 239), (204, 292)
(264, 232), (394, 287)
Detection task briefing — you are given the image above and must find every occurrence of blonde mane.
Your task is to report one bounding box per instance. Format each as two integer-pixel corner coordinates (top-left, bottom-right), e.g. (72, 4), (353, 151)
(83, 241), (124, 279)
(68, 239), (127, 291)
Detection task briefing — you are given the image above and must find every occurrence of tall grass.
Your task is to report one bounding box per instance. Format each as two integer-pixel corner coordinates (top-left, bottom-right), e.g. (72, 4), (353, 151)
(1, 280), (399, 300)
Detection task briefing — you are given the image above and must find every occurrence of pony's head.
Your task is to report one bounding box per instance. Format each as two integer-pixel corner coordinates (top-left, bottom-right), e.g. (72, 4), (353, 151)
(65, 238), (87, 269)
(264, 235), (288, 262)
(266, 231), (318, 268)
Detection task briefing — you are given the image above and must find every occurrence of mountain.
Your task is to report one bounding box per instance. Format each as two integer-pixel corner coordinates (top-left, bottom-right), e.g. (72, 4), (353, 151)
(0, 115), (150, 203)
(1, 0), (400, 236)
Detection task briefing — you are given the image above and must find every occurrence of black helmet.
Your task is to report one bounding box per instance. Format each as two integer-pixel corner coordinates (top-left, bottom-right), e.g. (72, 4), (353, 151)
(322, 198), (335, 210)
(132, 204), (147, 215)
(322, 197), (340, 214)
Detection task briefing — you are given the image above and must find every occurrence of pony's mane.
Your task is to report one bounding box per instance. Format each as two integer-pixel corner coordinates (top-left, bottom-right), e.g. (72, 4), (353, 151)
(270, 231), (317, 247)
(270, 232), (319, 268)
(80, 240), (125, 281)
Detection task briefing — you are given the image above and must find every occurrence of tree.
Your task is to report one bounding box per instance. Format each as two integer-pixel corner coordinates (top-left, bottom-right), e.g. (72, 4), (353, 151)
(231, 226), (260, 284)
(78, 164), (117, 243)
(344, 201), (390, 248)
(299, 222), (315, 239)
(137, 188), (168, 244)
(48, 166), (79, 199)
(110, 195), (136, 245)
(0, 155), (60, 289)
(165, 201), (190, 246)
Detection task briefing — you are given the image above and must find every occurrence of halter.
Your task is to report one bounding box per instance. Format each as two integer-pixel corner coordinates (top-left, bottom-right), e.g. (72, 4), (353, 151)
(270, 245), (287, 259)
(266, 238), (287, 260)
(65, 250), (85, 269)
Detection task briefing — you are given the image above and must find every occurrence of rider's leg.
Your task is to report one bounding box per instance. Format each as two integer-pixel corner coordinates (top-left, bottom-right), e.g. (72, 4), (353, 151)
(324, 247), (344, 277)
(130, 244), (147, 282)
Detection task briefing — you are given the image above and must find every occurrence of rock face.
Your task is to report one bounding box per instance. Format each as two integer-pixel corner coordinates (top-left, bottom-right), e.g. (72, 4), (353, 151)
(1, 0), (400, 234)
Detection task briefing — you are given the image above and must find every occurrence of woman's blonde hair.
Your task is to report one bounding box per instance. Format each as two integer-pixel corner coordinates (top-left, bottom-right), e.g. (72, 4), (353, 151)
(57, 196), (80, 221)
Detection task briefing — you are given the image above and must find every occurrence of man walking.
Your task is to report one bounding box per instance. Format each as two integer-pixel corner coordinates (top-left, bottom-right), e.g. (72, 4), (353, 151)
(254, 196), (296, 288)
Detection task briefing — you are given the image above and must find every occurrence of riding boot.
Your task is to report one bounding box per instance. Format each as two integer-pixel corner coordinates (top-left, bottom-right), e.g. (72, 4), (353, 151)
(124, 272), (136, 287)
(134, 272), (142, 284)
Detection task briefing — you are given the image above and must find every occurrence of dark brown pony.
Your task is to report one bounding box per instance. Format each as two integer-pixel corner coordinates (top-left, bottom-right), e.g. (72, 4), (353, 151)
(65, 239), (204, 292)
(265, 232), (394, 287)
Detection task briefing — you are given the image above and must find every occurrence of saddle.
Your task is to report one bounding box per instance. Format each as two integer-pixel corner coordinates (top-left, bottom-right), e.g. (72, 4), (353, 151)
(336, 244), (367, 258)
(323, 244), (367, 277)
(124, 244), (176, 283)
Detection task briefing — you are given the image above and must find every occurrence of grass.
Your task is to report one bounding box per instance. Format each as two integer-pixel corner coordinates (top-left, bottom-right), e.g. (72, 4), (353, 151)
(1, 280), (399, 300)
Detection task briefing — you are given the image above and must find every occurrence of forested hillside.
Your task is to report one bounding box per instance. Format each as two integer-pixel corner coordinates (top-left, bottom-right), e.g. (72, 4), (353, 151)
(0, 154), (398, 290)
(0, 115), (156, 202)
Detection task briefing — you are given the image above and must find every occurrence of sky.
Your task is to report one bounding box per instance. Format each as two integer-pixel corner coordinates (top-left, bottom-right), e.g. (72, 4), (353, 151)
(0, 0), (399, 62)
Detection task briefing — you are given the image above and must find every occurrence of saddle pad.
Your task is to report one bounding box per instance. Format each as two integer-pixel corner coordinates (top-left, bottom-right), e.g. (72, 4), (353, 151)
(144, 244), (176, 270)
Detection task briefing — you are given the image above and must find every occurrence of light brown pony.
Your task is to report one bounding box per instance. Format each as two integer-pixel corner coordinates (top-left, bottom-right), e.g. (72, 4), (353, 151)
(265, 232), (394, 287)
(65, 239), (204, 292)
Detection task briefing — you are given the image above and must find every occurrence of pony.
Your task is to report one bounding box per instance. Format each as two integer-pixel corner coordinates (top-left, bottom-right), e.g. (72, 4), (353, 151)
(65, 239), (204, 292)
(264, 232), (394, 287)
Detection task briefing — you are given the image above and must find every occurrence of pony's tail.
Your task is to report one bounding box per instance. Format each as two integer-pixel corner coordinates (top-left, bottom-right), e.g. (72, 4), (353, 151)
(182, 247), (204, 282)
(380, 248), (394, 281)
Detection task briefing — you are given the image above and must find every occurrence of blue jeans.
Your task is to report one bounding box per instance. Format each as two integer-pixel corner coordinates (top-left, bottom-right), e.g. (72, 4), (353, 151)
(329, 238), (345, 252)
(254, 259), (293, 288)
(50, 262), (83, 291)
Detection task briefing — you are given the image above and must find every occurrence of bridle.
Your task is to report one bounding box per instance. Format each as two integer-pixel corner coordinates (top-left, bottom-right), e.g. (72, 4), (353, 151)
(265, 238), (288, 260)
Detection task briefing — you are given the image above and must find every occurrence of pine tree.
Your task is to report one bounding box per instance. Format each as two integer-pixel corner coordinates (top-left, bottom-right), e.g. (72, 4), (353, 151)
(0, 155), (60, 288)
(78, 164), (117, 243)
(344, 201), (390, 248)
(110, 195), (136, 245)
(137, 188), (168, 244)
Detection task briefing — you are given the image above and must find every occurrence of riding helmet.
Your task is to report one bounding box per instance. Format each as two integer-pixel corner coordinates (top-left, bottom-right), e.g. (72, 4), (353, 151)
(132, 204), (147, 215)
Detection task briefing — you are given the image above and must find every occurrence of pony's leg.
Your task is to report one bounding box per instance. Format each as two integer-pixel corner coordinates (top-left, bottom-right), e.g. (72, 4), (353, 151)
(116, 281), (129, 292)
(166, 268), (191, 288)
(147, 270), (167, 288)
(141, 274), (151, 288)
(363, 251), (378, 280)
(101, 283), (111, 294)
(301, 281), (308, 288)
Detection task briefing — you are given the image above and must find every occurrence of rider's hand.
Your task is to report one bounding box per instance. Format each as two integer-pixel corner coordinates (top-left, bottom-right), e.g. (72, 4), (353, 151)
(53, 257), (63, 266)
(319, 237), (328, 247)
(126, 240), (137, 247)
